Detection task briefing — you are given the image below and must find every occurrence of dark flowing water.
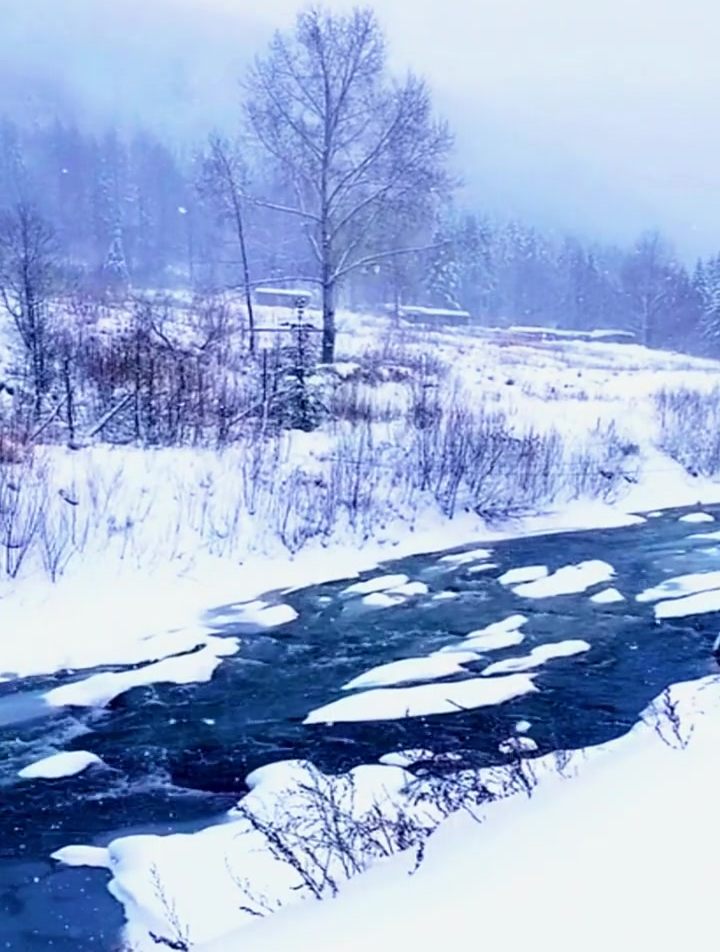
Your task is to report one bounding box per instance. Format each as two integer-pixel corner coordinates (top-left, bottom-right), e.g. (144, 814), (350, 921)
(2, 503), (719, 950)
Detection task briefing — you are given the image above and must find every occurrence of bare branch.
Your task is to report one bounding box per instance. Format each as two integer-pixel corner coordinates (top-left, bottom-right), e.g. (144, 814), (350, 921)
(333, 240), (448, 282)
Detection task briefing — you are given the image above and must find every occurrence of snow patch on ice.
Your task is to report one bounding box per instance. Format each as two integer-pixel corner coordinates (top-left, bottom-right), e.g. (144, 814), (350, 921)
(481, 639), (590, 676)
(361, 592), (406, 608)
(689, 529), (720, 541)
(342, 574), (409, 596)
(679, 512), (715, 524)
(437, 615), (528, 654)
(304, 673), (537, 723)
(236, 602), (299, 628)
(513, 560), (615, 598)
(342, 652), (480, 691)
(498, 565), (549, 586)
(52, 845), (110, 868)
(655, 590), (720, 619)
(438, 548), (493, 565)
(387, 581), (429, 597)
(44, 636), (238, 709)
(18, 750), (104, 780)
(637, 570), (720, 603)
(591, 587), (626, 604)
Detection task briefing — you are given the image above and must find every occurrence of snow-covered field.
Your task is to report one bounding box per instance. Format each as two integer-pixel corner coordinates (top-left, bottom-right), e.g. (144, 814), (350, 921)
(2, 308), (720, 681)
(4, 306), (720, 950)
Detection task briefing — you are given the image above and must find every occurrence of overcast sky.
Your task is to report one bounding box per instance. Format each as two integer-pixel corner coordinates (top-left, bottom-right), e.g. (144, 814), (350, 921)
(196, 0), (719, 258)
(2, 0), (718, 258)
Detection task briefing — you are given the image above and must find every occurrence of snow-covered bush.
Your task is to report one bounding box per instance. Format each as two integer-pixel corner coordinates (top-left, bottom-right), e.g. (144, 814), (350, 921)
(654, 386), (720, 476)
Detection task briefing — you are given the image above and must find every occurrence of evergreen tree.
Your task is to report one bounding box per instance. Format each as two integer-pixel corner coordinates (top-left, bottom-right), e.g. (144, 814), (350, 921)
(103, 224), (130, 295)
(424, 225), (462, 309)
(697, 254), (720, 352)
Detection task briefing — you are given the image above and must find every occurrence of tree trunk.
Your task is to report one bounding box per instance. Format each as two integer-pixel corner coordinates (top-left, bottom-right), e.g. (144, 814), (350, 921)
(322, 281), (336, 363)
(230, 191), (255, 354)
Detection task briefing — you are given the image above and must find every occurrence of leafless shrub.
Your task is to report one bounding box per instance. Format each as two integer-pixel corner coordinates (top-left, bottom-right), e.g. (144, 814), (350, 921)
(642, 687), (694, 750)
(148, 865), (191, 952)
(38, 501), (75, 582)
(328, 379), (403, 424)
(405, 755), (495, 824)
(0, 431), (28, 464)
(228, 765), (435, 910)
(0, 458), (46, 577)
(654, 386), (720, 476)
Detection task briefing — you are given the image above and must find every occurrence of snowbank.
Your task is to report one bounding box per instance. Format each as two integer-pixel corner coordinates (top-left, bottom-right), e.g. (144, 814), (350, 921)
(197, 676), (720, 952)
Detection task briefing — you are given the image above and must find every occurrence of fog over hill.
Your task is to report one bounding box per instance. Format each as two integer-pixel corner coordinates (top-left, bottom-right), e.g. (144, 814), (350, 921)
(1, 0), (718, 258)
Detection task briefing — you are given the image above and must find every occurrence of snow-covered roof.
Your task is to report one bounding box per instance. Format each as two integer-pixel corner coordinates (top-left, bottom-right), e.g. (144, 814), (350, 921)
(254, 287), (313, 298)
(509, 325), (635, 340)
(400, 305), (471, 318)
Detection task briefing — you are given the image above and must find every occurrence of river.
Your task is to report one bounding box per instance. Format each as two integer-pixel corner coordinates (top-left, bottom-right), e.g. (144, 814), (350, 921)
(2, 503), (719, 950)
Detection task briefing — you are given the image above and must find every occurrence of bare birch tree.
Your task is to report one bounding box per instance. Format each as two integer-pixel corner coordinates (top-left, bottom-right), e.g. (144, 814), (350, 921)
(198, 136), (257, 352)
(244, 4), (454, 362)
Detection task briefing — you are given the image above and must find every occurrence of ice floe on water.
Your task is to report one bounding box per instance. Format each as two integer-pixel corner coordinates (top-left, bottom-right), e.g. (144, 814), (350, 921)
(342, 574), (410, 597)
(18, 750), (104, 780)
(437, 615), (528, 655)
(512, 560), (615, 598)
(498, 565), (549, 586)
(679, 512), (715, 524)
(51, 845), (109, 868)
(637, 570), (720, 618)
(342, 652), (480, 691)
(689, 529), (720, 541)
(304, 673), (537, 723)
(637, 570), (720, 603)
(388, 581), (429, 597)
(354, 579), (429, 609)
(655, 590), (720, 619)
(591, 587), (626, 604)
(44, 636), (239, 709)
(233, 602), (299, 628)
(361, 592), (406, 609)
(438, 548), (493, 565)
(481, 640), (591, 677)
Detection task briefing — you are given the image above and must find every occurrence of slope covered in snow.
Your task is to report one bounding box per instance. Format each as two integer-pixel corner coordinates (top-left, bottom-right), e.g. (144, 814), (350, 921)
(2, 311), (720, 684)
(196, 676), (719, 952)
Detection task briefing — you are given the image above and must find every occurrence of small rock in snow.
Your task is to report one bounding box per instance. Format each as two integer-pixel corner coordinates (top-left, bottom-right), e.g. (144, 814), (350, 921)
(499, 736), (538, 755)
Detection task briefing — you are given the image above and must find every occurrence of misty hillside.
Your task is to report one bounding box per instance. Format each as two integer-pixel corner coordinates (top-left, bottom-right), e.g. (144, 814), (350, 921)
(0, 0), (260, 137)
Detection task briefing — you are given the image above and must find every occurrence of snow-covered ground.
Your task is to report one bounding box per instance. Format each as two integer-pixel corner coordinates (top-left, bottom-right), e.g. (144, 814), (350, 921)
(52, 675), (720, 952)
(196, 675), (720, 952)
(5, 307), (720, 950)
(3, 310), (720, 682)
